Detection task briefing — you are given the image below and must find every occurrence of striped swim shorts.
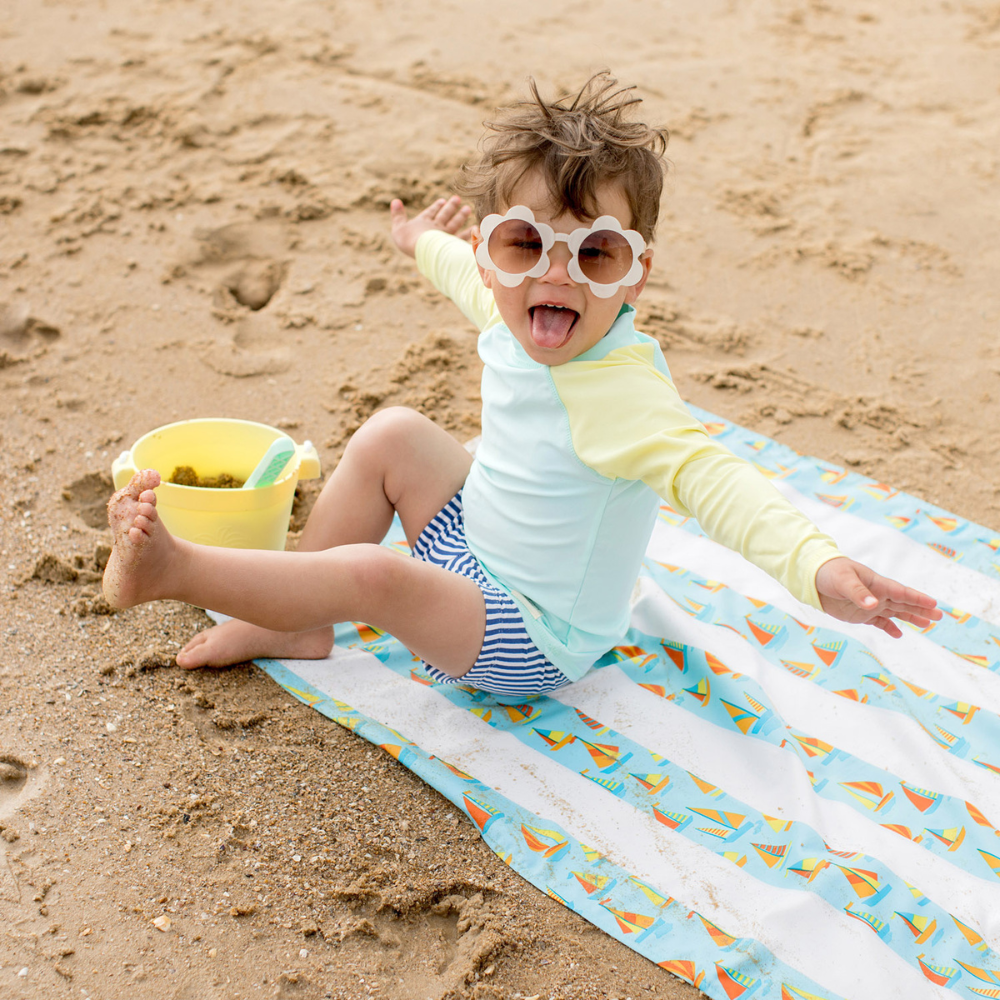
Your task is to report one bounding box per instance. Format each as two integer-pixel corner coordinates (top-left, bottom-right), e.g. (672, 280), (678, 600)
(412, 491), (570, 696)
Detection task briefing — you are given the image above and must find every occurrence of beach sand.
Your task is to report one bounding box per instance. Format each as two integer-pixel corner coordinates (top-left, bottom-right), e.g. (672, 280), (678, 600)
(1, 0), (998, 997)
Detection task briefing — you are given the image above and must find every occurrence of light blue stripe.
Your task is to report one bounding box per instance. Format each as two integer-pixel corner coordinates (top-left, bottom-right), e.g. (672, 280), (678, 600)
(257, 653), (843, 1000)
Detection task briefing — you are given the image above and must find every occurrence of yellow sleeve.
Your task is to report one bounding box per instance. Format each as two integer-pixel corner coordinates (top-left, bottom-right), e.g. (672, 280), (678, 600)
(551, 344), (843, 609)
(414, 229), (501, 333)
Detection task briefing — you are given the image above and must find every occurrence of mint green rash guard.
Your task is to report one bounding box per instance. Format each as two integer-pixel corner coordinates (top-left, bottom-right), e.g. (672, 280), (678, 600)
(416, 229), (843, 681)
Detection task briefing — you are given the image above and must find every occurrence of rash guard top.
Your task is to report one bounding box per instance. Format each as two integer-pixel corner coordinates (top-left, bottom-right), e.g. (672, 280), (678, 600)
(415, 229), (842, 681)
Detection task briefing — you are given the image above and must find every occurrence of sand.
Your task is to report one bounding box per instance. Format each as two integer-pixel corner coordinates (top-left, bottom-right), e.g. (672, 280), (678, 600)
(1, 0), (998, 997)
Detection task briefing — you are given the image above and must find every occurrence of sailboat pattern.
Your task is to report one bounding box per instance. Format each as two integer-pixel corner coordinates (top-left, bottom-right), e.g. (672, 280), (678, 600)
(260, 657), (839, 1000)
(654, 502), (1000, 678)
(312, 628), (1000, 989)
(251, 410), (1000, 1000)
(602, 632), (1000, 878)
(640, 561), (1000, 779)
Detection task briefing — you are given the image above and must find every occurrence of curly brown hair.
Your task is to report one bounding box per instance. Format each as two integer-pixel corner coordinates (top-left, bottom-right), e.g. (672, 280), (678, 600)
(458, 72), (669, 242)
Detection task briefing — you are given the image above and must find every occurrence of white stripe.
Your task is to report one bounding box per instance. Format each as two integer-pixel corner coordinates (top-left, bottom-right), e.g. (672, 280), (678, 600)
(283, 648), (948, 1000)
(629, 573), (1000, 809)
(564, 665), (1000, 950)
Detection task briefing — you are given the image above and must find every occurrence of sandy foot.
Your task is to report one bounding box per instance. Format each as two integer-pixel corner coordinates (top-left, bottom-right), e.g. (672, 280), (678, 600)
(176, 618), (334, 669)
(103, 468), (173, 609)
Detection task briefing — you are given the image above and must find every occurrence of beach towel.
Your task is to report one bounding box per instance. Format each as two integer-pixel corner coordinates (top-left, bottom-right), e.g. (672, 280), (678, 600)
(251, 406), (1000, 1000)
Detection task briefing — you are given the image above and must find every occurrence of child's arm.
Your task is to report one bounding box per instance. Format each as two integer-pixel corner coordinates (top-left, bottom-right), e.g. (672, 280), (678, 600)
(390, 196), (499, 333)
(814, 557), (940, 637)
(550, 352), (941, 637)
(669, 446), (941, 637)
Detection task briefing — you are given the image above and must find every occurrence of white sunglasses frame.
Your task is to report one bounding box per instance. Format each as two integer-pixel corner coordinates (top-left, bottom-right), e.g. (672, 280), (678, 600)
(475, 205), (647, 299)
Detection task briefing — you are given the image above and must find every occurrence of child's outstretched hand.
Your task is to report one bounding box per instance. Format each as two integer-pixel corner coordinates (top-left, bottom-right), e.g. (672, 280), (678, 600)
(815, 556), (942, 638)
(390, 195), (474, 258)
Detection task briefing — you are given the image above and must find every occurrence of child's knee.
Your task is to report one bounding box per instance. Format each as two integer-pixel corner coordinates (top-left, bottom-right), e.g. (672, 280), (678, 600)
(345, 406), (429, 462)
(370, 406), (430, 433)
(341, 543), (412, 604)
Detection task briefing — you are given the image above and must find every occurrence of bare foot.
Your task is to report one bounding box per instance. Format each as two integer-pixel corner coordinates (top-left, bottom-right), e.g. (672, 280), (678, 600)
(176, 619), (334, 669)
(103, 469), (176, 609)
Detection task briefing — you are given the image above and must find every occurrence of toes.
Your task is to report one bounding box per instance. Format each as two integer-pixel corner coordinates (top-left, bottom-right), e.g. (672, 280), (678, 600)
(137, 468), (161, 492)
(136, 500), (158, 523)
(122, 469), (159, 499)
(179, 632), (210, 654)
(177, 632), (213, 667)
(177, 644), (213, 669)
(108, 470), (162, 518)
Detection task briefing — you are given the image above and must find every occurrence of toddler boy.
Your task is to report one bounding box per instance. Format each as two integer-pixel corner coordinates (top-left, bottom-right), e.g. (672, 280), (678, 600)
(104, 74), (940, 692)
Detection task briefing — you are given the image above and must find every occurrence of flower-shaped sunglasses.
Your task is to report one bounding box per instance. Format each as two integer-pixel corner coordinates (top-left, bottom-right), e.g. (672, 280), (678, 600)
(475, 205), (647, 299)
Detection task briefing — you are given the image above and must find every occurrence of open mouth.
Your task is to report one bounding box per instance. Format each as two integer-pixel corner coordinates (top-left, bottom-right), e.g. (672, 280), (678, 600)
(529, 305), (580, 350)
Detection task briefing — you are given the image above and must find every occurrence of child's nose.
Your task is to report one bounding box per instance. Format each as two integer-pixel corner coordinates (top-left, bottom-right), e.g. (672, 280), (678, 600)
(540, 245), (574, 284)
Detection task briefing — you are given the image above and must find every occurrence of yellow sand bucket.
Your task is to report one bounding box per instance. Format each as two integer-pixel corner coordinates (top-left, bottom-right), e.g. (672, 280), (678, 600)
(112, 418), (322, 550)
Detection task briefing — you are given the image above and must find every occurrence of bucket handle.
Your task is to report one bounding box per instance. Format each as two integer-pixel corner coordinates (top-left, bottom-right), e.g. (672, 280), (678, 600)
(296, 440), (321, 480)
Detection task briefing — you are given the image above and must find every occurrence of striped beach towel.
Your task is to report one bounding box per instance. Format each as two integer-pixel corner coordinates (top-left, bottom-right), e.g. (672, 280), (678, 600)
(255, 406), (1000, 1000)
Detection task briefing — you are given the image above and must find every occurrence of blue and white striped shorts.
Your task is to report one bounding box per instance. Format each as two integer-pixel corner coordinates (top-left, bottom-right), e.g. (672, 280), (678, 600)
(412, 492), (569, 696)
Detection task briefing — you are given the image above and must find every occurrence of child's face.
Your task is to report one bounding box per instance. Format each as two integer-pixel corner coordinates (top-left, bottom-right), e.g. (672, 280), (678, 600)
(472, 171), (652, 366)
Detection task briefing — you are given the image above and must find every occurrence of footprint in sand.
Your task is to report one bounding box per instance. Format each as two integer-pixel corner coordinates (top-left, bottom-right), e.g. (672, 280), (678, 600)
(0, 752), (47, 900)
(193, 221), (289, 311)
(0, 754), (35, 823)
(194, 220), (287, 263)
(177, 221), (294, 376)
(223, 260), (287, 311)
(0, 301), (61, 365)
(62, 471), (115, 529)
(200, 317), (292, 377)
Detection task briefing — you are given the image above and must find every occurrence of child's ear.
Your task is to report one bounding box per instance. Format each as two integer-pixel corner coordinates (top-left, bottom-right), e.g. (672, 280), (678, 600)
(471, 227), (493, 289)
(623, 249), (653, 305)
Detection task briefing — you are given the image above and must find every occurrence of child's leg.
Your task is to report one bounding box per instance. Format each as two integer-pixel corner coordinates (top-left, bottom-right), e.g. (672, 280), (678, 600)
(293, 406), (474, 552)
(107, 408), (477, 671)
(176, 407), (473, 667)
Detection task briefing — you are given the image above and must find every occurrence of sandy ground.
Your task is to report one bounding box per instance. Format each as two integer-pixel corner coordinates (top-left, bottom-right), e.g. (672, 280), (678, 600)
(2, 0), (999, 997)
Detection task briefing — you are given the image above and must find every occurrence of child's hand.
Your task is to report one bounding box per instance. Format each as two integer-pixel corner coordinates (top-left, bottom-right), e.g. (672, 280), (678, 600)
(815, 557), (942, 638)
(389, 195), (474, 258)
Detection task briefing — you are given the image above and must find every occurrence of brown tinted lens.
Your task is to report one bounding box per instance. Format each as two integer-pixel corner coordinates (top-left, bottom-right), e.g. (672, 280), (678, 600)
(488, 219), (544, 274)
(577, 230), (633, 283)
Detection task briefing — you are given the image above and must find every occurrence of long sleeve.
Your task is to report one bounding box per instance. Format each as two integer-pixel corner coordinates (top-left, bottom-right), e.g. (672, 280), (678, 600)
(550, 342), (842, 608)
(414, 229), (500, 333)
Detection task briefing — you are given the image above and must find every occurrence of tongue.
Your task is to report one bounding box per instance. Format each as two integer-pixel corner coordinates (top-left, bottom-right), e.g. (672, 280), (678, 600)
(530, 306), (576, 349)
